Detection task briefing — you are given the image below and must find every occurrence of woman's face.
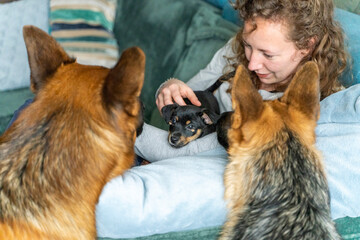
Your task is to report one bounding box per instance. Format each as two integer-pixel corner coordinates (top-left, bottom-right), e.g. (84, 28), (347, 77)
(242, 17), (308, 91)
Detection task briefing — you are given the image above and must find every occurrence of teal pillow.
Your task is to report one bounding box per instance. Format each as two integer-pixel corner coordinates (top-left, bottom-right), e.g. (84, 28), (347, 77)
(335, 8), (360, 86)
(203, 0), (228, 9)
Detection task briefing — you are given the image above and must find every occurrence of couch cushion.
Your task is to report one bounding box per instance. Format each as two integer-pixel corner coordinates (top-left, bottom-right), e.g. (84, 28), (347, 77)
(0, 88), (34, 135)
(333, 0), (360, 15)
(173, 5), (238, 82)
(97, 216), (360, 239)
(0, 0), (49, 91)
(50, 0), (119, 68)
(335, 8), (360, 86)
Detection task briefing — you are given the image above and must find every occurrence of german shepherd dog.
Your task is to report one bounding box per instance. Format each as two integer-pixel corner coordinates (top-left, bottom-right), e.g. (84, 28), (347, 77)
(0, 26), (145, 239)
(219, 62), (341, 240)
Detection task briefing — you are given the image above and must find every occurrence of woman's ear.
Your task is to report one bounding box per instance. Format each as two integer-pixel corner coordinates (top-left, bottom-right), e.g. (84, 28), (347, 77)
(300, 37), (317, 58)
(294, 37), (316, 61)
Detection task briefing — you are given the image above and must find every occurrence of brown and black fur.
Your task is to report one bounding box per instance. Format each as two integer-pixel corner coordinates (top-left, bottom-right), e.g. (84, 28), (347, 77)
(219, 62), (341, 240)
(0, 26), (145, 239)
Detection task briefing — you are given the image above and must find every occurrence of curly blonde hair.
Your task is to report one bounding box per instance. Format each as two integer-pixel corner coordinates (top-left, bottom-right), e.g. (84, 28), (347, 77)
(230, 0), (349, 99)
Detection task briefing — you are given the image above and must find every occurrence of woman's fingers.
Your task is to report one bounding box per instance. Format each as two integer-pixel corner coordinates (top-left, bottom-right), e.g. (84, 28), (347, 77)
(156, 78), (200, 113)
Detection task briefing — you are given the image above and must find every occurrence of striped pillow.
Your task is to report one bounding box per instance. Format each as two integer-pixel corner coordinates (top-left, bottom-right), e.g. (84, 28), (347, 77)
(50, 0), (119, 68)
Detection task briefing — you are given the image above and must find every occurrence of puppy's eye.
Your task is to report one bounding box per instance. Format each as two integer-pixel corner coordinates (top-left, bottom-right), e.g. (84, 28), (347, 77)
(187, 124), (194, 130)
(171, 118), (177, 125)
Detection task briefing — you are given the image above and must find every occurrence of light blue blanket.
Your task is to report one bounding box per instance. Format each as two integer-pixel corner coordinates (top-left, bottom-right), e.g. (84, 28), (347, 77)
(96, 84), (360, 239)
(316, 84), (360, 219)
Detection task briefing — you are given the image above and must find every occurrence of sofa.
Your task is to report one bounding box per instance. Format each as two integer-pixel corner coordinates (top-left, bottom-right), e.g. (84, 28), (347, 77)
(1, 0), (360, 239)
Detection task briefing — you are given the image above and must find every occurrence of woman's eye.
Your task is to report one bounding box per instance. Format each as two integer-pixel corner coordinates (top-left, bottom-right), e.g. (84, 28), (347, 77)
(243, 41), (251, 49)
(264, 53), (274, 59)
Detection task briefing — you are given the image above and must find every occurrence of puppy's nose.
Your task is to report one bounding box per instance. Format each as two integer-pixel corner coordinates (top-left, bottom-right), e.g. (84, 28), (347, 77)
(170, 133), (181, 143)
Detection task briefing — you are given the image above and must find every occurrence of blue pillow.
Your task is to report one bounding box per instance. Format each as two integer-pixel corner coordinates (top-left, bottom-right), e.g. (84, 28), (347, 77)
(203, 0), (228, 9)
(220, 6), (360, 86)
(0, 0), (49, 91)
(334, 8), (360, 86)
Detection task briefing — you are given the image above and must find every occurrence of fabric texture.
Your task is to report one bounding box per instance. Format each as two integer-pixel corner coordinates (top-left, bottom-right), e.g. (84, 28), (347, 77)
(333, 0), (360, 15)
(0, 88), (34, 135)
(49, 0), (119, 68)
(334, 8), (360, 86)
(0, 0), (49, 91)
(316, 84), (360, 219)
(97, 217), (360, 240)
(98, 226), (223, 240)
(96, 147), (228, 239)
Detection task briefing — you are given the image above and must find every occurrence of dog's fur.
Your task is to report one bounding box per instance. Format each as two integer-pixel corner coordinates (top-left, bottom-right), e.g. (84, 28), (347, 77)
(0, 26), (145, 240)
(161, 72), (234, 148)
(219, 62), (341, 240)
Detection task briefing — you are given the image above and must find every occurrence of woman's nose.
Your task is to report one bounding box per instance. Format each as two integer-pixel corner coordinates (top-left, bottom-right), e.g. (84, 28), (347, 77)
(247, 52), (263, 71)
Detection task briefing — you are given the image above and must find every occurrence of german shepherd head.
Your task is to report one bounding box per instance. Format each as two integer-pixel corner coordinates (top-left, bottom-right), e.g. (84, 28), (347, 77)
(0, 26), (145, 239)
(220, 62), (340, 239)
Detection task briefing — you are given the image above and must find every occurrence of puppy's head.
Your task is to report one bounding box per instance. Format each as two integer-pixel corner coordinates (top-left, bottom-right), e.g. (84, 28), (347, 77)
(161, 104), (216, 148)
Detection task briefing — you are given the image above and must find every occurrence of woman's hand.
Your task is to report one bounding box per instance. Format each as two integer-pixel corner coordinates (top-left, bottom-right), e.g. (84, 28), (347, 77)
(156, 78), (201, 112)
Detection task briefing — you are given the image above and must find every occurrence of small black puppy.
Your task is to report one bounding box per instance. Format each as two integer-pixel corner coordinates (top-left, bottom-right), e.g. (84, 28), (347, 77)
(161, 72), (234, 148)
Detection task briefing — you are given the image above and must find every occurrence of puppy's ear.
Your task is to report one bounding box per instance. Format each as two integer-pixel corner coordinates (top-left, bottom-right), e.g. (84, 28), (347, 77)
(200, 109), (219, 125)
(281, 61), (320, 120)
(231, 65), (263, 129)
(161, 104), (179, 124)
(103, 47), (145, 116)
(23, 25), (75, 93)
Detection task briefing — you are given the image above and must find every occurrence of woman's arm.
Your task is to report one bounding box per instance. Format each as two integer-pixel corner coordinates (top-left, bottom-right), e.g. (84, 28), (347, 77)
(155, 38), (236, 113)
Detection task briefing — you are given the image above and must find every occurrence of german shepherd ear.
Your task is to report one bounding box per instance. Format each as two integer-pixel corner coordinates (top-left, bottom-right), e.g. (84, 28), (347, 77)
(231, 65), (263, 129)
(103, 47), (145, 116)
(23, 25), (75, 93)
(281, 61), (320, 120)
(161, 103), (179, 124)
